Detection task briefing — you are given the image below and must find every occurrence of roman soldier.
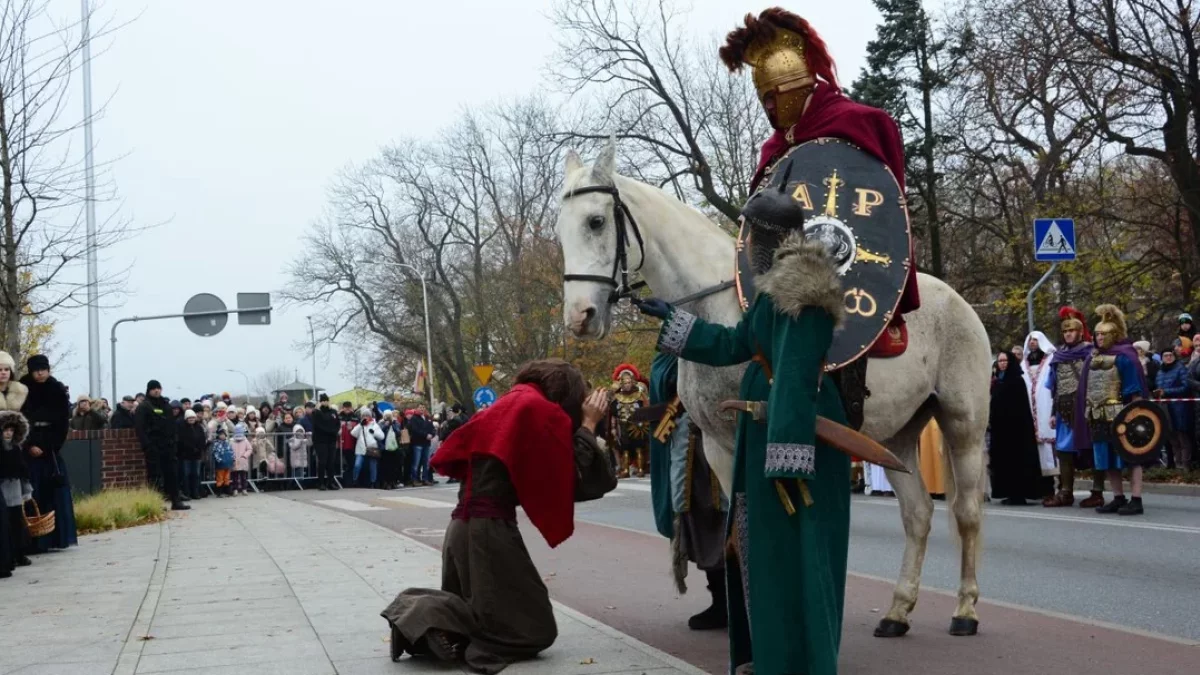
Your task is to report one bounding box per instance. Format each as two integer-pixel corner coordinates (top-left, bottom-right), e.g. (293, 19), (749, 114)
(1080, 304), (1151, 515)
(1044, 307), (1093, 507)
(647, 353), (728, 631)
(608, 364), (649, 479)
(720, 7), (916, 431)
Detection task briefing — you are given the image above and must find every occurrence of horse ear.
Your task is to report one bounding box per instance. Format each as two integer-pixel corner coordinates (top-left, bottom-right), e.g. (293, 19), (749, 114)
(594, 137), (616, 178)
(565, 149), (584, 174)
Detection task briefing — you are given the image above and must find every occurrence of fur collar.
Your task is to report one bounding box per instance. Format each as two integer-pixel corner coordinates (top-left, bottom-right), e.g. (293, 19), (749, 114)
(0, 381), (28, 412)
(757, 231), (845, 327)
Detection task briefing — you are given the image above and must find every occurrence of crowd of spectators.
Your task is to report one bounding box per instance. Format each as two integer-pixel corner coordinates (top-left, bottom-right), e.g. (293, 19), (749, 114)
(65, 384), (475, 508)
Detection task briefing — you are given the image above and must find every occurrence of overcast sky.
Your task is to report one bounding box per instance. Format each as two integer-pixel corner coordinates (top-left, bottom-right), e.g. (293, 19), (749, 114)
(48, 0), (887, 402)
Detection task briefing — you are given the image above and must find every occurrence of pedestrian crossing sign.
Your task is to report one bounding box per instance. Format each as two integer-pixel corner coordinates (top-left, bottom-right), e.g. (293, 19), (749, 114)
(1033, 219), (1076, 261)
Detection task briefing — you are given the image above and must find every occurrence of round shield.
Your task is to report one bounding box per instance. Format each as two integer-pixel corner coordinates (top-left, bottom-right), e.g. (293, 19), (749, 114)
(1112, 400), (1167, 466)
(735, 138), (912, 370)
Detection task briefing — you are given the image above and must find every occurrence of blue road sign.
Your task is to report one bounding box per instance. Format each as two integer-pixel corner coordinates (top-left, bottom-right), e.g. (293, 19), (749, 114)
(1033, 219), (1076, 262)
(473, 386), (497, 409)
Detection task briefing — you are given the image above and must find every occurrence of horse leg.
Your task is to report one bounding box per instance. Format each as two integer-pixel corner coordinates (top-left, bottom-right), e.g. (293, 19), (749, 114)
(874, 425), (932, 638)
(940, 411), (986, 636)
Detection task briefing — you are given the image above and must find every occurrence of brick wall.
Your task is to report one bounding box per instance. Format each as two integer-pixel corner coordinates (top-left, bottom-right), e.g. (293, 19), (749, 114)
(69, 429), (146, 490)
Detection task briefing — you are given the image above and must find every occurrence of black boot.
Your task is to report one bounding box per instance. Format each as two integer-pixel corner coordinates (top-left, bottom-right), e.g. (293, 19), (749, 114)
(688, 569), (729, 630)
(1096, 495), (1127, 514)
(171, 500), (191, 511)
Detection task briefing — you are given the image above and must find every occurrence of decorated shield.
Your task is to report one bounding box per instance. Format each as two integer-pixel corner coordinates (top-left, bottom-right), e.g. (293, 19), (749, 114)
(735, 138), (911, 370)
(1112, 400), (1167, 466)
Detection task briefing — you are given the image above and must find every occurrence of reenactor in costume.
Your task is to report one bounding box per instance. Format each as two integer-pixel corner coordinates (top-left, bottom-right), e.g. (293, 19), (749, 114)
(1080, 305), (1151, 515)
(647, 353), (728, 631)
(608, 364), (649, 478)
(728, 7), (917, 432)
(1044, 307), (1093, 507)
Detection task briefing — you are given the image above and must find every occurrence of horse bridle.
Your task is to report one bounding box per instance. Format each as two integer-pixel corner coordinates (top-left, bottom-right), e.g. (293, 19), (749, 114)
(562, 183), (735, 307)
(561, 184), (647, 304)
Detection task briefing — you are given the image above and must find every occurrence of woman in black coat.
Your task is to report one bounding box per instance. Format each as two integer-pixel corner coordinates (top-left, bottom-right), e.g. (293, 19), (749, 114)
(989, 350), (1047, 505)
(20, 354), (76, 552)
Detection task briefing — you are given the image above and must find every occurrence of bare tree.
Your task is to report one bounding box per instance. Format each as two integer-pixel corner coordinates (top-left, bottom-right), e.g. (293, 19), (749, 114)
(551, 0), (770, 221)
(1065, 0), (1200, 261)
(0, 1), (131, 360)
(285, 100), (568, 410)
(253, 366), (294, 399)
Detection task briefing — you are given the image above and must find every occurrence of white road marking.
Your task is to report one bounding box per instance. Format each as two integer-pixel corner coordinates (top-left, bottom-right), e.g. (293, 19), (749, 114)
(401, 527), (447, 537)
(314, 499), (388, 512)
(616, 482), (652, 492)
(854, 497), (1200, 535)
(379, 496), (455, 508)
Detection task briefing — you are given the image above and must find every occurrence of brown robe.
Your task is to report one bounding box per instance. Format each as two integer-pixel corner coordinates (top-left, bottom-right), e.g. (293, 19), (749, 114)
(382, 428), (616, 674)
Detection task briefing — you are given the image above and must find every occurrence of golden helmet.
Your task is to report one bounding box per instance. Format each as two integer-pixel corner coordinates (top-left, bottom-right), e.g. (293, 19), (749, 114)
(720, 8), (840, 130)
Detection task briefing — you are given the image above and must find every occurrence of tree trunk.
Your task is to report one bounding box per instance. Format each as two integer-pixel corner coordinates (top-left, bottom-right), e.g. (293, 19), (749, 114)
(917, 32), (943, 278)
(0, 88), (20, 360)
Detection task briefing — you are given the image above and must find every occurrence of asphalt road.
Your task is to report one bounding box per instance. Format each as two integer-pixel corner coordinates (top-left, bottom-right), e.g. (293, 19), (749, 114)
(278, 480), (1200, 674)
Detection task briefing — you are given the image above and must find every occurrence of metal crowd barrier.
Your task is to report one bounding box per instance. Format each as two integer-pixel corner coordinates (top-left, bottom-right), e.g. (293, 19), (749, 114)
(195, 430), (320, 495)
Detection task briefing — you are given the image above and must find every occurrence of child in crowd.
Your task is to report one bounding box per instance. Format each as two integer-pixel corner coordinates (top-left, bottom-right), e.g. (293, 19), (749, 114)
(289, 425), (310, 478)
(211, 426), (233, 497)
(252, 426), (274, 478)
(0, 411), (32, 578)
(231, 423), (253, 496)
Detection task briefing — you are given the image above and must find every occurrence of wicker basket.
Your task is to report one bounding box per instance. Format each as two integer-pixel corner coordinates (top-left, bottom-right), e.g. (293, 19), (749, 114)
(24, 499), (55, 538)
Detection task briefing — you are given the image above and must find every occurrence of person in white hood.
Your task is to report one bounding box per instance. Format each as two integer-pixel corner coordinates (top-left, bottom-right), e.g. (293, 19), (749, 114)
(1022, 331), (1059, 495)
(351, 410), (385, 487)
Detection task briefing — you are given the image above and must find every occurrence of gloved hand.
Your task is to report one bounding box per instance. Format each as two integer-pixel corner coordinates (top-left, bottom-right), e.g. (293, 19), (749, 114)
(633, 297), (673, 320)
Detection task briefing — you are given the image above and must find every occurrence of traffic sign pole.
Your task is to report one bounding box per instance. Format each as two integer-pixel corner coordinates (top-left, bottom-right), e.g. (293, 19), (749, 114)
(1026, 263), (1058, 335)
(109, 305), (271, 404)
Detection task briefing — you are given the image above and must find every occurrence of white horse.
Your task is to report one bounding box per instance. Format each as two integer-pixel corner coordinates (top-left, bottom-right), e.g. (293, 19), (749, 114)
(557, 142), (992, 637)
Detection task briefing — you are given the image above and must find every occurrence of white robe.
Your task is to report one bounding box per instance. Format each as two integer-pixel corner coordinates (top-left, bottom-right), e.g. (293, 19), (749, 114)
(1022, 331), (1060, 477)
(867, 463), (893, 494)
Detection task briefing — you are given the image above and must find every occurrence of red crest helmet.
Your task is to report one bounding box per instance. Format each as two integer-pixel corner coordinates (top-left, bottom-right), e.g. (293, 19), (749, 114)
(612, 363), (643, 382)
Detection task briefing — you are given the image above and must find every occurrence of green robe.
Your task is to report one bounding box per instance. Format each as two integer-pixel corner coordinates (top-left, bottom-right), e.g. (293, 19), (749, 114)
(658, 291), (850, 675)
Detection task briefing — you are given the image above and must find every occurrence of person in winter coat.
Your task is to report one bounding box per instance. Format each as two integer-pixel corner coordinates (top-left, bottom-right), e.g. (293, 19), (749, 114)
(21, 354), (79, 548)
(1155, 349), (1193, 469)
(351, 410), (385, 488)
(69, 396), (108, 431)
(407, 407), (437, 487)
(207, 402), (234, 442)
(252, 426), (274, 477)
(136, 379), (189, 511)
(110, 395), (138, 429)
(0, 410), (32, 577)
(211, 427), (234, 496)
(176, 409), (208, 499)
(310, 394), (342, 491)
(338, 402), (358, 485)
(230, 424), (254, 496)
(288, 425), (310, 476)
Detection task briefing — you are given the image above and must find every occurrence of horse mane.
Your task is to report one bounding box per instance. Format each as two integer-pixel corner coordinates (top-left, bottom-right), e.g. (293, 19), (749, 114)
(718, 8), (840, 91)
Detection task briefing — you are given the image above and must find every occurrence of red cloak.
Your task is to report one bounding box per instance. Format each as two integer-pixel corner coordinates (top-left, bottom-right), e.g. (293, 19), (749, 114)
(430, 384), (577, 548)
(751, 85), (920, 313)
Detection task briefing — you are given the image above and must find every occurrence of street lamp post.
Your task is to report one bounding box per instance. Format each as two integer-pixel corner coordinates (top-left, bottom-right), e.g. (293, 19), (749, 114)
(226, 369), (251, 404)
(82, 0), (101, 397)
(374, 262), (436, 414)
(307, 316), (318, 402)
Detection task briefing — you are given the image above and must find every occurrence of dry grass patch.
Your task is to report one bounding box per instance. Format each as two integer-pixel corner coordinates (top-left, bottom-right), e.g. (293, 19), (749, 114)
(75, 487), (168, 534)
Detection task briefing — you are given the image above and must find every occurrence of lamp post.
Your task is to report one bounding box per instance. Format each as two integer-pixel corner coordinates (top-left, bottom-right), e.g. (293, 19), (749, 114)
(82, 0), (100, 398)
(226, 369), (251, 403)
(307, 316), (318, 401)
(374, 262), (436, 414)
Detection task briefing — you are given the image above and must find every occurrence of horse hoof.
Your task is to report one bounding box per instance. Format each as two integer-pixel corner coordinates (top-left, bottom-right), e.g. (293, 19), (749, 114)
(873, 618), (910, 638)
(949, 617), (979, 636)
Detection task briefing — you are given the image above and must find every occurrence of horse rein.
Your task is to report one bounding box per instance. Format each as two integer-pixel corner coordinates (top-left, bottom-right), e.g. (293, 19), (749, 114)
(561, 183), (736, 307)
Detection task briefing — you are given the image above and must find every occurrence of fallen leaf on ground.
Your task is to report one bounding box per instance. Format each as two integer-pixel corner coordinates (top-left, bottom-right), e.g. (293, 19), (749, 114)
(138, 635), (155, 641)
(604, 605), (616, 610)
(580, 657), (595, 664)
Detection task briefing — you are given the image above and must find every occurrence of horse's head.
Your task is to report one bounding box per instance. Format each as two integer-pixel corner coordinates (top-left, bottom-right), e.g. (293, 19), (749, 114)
(556, 141), (641, 340)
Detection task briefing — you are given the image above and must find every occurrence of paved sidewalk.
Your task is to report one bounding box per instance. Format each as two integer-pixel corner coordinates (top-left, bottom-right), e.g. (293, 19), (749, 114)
(0, 496), (705, 675)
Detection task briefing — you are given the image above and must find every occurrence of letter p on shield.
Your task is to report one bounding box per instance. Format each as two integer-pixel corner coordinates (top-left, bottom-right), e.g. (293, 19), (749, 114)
(853, 188), (884, 217)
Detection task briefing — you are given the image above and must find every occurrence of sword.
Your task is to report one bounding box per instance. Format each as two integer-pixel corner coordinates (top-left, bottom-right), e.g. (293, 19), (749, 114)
(718, 400), (910, 473)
